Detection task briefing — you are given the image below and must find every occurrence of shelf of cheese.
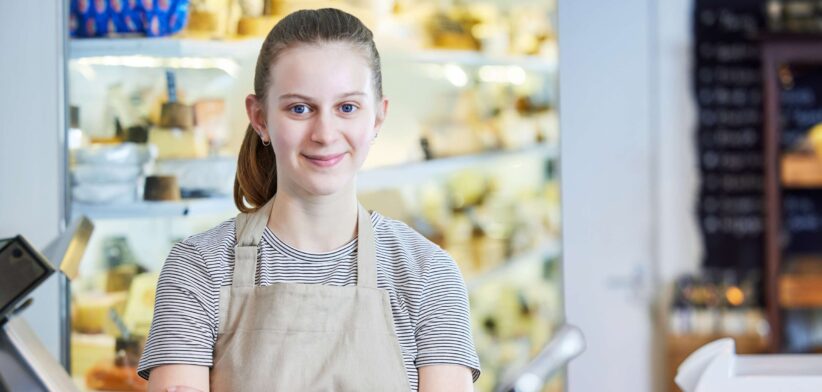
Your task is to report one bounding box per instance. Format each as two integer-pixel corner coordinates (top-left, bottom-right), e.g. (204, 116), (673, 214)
(466, 239), (560, 291)
(358, 143), (557, 191)
(69, 37), (556, 72)
(71, 144), (558, 220)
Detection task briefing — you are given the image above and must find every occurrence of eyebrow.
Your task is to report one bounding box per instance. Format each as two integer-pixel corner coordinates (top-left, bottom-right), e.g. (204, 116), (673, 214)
(277, 91), (367, 102)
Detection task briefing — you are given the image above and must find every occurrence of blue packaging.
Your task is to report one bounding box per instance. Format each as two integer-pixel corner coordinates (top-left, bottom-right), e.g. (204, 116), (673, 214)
(70, 0), (190, 38)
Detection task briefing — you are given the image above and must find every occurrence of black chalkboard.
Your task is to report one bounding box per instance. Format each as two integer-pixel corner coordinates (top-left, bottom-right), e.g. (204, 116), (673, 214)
(697, 0), (822, 268)
(695, 0), (768, 271)
(779, 65), (822, 254)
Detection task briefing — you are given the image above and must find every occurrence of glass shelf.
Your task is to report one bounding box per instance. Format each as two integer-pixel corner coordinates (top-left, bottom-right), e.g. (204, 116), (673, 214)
(70, 37), (556, 74)
(71, 143), (558, 220)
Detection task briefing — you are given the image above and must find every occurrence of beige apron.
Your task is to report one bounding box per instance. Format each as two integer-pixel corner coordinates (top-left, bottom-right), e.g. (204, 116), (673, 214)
(210, 198), (411, 391)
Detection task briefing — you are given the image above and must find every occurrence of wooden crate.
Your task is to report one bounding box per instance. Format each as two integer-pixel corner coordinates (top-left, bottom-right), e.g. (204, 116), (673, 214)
(667, 334), (769, 392)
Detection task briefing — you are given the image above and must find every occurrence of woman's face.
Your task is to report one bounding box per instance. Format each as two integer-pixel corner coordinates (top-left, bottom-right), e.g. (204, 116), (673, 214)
(249, 42), (388, 198)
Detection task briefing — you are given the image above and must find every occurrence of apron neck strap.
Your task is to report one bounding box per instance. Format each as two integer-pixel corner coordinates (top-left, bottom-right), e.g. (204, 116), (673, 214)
(232, 198), (378, 289)
(356, 204), (377, 289)
(232, 197), (275, 287)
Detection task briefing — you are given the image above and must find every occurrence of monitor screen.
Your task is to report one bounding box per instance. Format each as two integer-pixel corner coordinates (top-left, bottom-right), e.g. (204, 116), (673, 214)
(0, 236), (54, 320)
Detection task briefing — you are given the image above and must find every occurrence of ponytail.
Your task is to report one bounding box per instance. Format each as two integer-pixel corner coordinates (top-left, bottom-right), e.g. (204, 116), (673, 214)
(233, 124), (277, 213)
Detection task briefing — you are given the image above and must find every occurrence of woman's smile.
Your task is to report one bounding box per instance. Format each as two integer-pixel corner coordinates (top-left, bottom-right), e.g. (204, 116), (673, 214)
(302, 152), (347, 168)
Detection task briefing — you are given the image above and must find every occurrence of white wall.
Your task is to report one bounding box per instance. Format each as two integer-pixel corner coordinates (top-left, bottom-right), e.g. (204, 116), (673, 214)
(0, 2), (67, 361)
(559, 0), (655, 390)
(560, 0), (700, 390)
(656, 0), (701, 284)
(654, 0), (702, 386)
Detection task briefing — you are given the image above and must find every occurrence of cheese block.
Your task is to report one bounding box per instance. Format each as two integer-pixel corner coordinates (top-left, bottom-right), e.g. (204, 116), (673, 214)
(123, 273), (159, 337)
(159, 102), (194, 129)
(237, 16), (279, 36)
(71, 333), (116, 379)
(148, 127), (209, 159)
(186, 10), (220, 38)
(144, 175), (181, 201)
(73, 292), (128, 334)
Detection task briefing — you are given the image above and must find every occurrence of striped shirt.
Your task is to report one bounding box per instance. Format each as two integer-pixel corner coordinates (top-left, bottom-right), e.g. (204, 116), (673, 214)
(137, 211), (481, 390)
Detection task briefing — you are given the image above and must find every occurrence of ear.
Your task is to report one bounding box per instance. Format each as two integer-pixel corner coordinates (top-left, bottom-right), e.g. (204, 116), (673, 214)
(373, 96), (389, 138)
(245, 94), (268, 142)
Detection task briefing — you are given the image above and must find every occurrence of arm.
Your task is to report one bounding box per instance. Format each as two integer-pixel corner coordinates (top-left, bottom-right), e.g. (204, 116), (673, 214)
(137, 241), (220, 387)
(414, 248), (482, 388)
(418, 364), (474, 392)
(147, 364), (209, 392)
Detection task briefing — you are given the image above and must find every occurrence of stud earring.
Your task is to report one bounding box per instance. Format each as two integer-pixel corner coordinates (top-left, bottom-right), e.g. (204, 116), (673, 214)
(256, 128), (271, 146)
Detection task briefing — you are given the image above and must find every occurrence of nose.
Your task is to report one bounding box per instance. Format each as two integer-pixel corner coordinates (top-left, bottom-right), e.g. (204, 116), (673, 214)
(310, 110), (339, 144)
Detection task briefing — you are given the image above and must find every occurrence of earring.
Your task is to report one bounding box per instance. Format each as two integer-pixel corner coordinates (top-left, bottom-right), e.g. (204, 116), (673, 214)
(257, 128), (271, 146)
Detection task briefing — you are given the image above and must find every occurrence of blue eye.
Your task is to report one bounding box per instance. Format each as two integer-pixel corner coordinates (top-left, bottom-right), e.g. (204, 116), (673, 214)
(340, 104), (357, 113)
(290, 104), (310, 114)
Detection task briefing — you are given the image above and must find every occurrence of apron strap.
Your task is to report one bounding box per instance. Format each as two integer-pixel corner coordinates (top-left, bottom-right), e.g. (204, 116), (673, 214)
(233, 197), (275, 287)
(356, 204), (377, 289)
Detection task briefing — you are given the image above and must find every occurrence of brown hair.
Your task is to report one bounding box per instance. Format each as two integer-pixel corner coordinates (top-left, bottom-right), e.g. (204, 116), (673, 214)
(233, 8), (384, 212)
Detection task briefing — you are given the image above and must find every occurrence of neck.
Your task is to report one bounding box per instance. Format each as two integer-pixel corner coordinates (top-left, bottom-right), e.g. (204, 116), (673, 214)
(266, 182), (360, 254)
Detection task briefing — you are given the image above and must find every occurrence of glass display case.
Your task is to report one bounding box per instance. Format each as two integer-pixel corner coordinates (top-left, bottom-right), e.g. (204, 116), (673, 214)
(64, 1), (561, 390)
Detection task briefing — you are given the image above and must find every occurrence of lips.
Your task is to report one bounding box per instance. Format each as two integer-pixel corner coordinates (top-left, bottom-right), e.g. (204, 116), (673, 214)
(303, 152), (346, 168)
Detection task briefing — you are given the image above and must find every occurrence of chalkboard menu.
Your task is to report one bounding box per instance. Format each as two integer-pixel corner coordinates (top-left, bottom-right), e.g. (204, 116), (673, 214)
(780, 65), (822, 254)
(695, 0), (768, 270)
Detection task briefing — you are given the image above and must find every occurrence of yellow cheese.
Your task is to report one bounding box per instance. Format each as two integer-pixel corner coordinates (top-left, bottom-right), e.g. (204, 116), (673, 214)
(73, 292), (128, 335)
(71, 333), (115, 379)
(123, 273), (159, 337)
(237, 16), (279, 36)
(148, 127), (208, 160)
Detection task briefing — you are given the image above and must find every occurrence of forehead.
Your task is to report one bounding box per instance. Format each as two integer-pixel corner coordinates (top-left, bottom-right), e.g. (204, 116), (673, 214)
(269, 42), (374, 98)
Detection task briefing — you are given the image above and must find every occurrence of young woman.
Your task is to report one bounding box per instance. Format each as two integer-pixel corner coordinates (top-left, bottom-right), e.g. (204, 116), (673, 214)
(137, 8), (480, 392)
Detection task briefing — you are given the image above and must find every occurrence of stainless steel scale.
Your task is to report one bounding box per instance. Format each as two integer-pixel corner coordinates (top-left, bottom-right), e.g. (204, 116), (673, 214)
(0, 218), (92, 392)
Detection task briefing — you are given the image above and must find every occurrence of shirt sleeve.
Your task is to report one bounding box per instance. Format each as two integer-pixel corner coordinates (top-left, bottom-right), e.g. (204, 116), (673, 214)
(414, 248), (482, 382)
(137, 241), (219, 380)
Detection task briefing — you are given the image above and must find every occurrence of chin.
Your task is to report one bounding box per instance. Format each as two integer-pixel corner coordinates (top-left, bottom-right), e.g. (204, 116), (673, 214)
(299, 176), (353, 197)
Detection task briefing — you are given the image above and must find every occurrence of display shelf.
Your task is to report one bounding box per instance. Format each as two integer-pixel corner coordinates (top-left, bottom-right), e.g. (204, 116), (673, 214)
(405, 49), (557, 72)
(71, 196), (236, 220)
(70, 37), (556, 72)
(467, 239), (561, 291)
(69, 37), (264, 59)
(358, 143), (558, 192)
(71, 144), (558, 220)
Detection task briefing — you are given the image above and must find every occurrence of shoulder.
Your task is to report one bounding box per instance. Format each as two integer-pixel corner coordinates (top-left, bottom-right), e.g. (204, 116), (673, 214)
(180, 216), (236, 250)
(161, 217), (237, 280)
(371, 211), (459, 279)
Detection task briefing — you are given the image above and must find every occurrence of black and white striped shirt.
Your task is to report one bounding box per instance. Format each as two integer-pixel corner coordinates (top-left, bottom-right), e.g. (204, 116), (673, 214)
(137, 211), (481, 390)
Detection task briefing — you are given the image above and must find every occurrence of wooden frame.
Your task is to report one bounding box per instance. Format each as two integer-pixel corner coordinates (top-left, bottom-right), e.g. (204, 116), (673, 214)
(761, 35), (822, 352)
